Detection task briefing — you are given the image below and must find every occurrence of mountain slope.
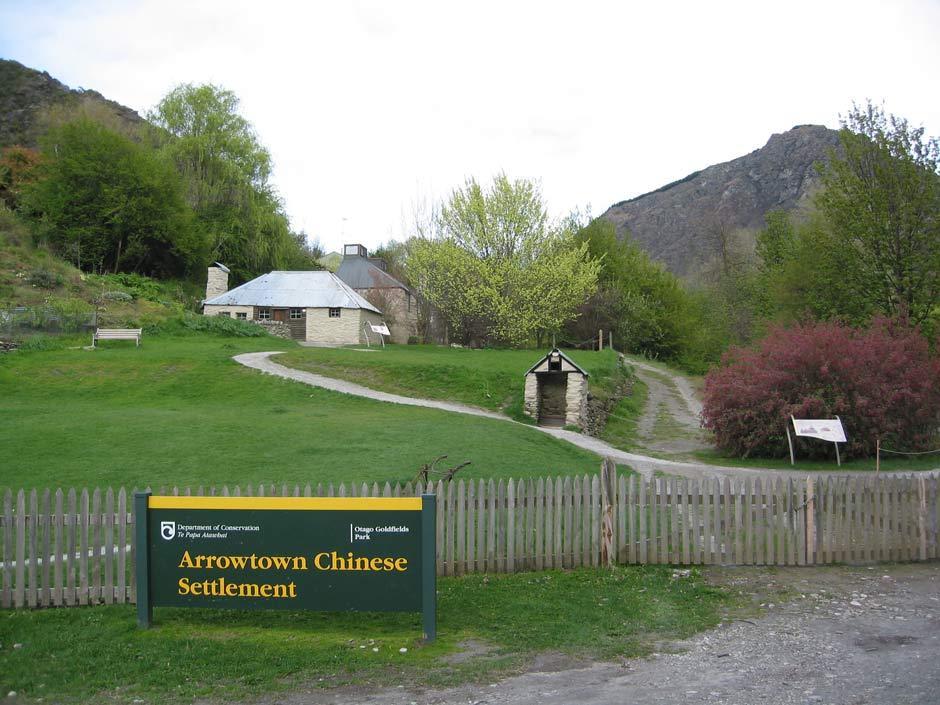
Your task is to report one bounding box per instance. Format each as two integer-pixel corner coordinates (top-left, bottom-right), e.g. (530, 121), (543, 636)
(601, 125), (841, 276)
(0, 58), (143, 148)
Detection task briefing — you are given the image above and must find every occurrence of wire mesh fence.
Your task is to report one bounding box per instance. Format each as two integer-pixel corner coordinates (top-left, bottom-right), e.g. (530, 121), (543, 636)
(1, 307), (98, 341)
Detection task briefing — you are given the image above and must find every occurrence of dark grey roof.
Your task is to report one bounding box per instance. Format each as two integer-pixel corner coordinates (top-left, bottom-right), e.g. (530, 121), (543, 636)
(336, 255), (409, 290)
(525, 349), (589, 376)
(203, 271), (381, 313)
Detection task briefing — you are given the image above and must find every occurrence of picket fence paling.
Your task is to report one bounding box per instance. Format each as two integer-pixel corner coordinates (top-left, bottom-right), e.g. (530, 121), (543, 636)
(1, 472), (939, 609)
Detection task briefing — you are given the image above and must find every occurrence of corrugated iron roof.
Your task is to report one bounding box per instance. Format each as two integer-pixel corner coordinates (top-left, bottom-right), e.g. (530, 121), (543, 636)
(336, 255), (409, 290)
(203, 271), (382, 313)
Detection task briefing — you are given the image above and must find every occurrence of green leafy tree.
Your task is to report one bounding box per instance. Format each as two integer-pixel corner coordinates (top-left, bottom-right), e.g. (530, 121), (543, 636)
(566, 218), (696, 359)
(149, 84), (307, 280)
(407, 174), (599, 346)
(24, 118), (203, 276)
(815, 102), (940, 326)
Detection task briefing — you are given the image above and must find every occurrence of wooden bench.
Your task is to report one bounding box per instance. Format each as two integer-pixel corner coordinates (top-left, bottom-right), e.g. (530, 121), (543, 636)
(93, 328), (142, 347)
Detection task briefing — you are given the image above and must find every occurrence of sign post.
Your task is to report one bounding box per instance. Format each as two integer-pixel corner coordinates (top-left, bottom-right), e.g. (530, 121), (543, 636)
(135, 491), (152, 628)
(135, 493), (437, 640)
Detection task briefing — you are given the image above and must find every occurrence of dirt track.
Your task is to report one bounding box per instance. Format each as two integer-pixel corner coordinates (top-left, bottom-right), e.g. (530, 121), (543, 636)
(261, 564), (940, 705)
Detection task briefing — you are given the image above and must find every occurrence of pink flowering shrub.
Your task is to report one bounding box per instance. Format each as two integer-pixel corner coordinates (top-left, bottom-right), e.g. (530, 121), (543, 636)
(702, 318), (940, 458)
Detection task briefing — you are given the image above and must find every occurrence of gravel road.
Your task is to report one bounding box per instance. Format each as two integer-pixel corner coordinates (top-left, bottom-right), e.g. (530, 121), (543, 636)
(266, 564), (940, 705)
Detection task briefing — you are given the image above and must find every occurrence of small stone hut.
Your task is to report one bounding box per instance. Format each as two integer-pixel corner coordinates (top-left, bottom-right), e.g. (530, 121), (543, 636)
(523, 349), (589, 428)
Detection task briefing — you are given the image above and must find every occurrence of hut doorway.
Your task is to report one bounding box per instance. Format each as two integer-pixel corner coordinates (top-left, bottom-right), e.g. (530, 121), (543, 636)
(537, 374), (567, 426)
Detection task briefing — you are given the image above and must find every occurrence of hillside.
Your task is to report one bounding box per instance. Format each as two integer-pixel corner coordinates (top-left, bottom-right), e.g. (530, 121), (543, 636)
(601, 125), (841, 276)
(0, 209), (201, 331)
(0, 58), (143, 148)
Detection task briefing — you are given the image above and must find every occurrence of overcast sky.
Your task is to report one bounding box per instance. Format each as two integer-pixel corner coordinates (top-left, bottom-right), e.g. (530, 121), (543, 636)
(2, 0), (938, 254)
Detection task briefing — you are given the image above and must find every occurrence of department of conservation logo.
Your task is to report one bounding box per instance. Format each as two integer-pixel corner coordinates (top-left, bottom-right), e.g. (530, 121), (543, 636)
(160, 521), (176, 540)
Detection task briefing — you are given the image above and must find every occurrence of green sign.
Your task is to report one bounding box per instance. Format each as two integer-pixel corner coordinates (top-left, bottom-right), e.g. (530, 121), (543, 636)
(135, 493), (436, 640)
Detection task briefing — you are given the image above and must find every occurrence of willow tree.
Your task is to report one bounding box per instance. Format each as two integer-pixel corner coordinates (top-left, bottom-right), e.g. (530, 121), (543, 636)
(24, 117), (203, 276)
(149, 84), (304, 280)
(407, 174), (599, 346)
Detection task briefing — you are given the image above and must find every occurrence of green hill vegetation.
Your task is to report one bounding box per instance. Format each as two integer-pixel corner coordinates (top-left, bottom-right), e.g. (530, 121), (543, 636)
(0, 209), (198, 332)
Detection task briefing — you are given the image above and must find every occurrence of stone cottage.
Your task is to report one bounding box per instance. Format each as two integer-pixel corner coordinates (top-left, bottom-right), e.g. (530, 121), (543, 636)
(523, 349), (589, 428)
(335, 244), (418, 344)
(202, 265), (386, 345)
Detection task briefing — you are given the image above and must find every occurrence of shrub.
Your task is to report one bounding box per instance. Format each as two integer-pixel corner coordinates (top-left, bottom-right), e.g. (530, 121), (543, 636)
(147, 313), (269, 338)
(102, 290), (133, 302)
(26, 268), (62, 289)
(702, 318), (940, 458)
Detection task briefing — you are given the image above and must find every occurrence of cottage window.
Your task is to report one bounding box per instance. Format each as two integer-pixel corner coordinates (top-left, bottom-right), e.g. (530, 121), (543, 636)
(329, 308), (341, 318)
(218, 311), (231, 318)
(257, 308), (271, 320)
(236, 312), (247, 320)
(289, 308), (305, 320)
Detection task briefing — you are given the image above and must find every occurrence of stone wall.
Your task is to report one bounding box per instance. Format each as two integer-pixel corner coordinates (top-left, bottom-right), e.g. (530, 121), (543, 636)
(306, 307), (361, 345)
(583, 373), (634, 437)
(357, 287), (418, 343)
(254, 320), (292, 339)
(564, 374), (588, 429)
(203, 304), (253, 319)
(523, 374), (539, 419)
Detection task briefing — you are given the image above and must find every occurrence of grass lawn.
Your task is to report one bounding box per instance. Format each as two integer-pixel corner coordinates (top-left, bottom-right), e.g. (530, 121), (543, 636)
(0, 333), (608, 491)
(0, 565), (734, 704)
(277, 344), (628, 421)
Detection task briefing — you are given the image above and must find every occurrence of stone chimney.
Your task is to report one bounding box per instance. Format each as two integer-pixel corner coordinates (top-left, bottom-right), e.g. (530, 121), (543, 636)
(205, 262), (230, 301)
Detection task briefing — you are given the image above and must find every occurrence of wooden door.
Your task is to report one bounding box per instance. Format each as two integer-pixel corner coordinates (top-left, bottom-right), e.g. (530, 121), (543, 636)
(273, 308), (288, 323)
(538, 373), (567, 424)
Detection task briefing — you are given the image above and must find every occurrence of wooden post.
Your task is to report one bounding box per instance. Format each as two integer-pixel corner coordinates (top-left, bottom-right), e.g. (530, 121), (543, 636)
(835, 415), (842, 467)
(918, 477), (928, 561)
(598, 329), (603, 351)
(786, 417), (796, 466)
(805, 477), (815, 565)
(876, 439), (880, 474)
(600, 458), (615, 567)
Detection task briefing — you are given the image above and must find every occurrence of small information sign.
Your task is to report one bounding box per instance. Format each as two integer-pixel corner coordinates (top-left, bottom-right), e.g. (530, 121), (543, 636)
(135, 494), (436, 640)
(792, 418), (847, 443)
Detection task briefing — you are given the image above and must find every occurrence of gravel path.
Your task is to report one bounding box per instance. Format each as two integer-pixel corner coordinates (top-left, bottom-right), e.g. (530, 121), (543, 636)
(246, 564), (940, 705)
(629, 358), (703, 420)
(632, 365), (710, 454)
(233, 352), (938, 483)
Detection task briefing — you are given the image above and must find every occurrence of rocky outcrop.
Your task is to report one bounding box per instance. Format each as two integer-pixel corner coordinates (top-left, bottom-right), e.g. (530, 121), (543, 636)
(0, 59), (143, 148)
(601, 125), (841, 276)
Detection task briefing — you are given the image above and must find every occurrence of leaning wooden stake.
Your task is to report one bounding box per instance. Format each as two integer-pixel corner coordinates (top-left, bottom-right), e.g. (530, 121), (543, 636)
(600, 458), (616, 567)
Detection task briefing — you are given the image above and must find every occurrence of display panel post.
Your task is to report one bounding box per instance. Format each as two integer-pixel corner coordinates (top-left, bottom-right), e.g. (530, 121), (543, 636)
(134, 491), (152, 628)
(421, 493), (437, 642)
